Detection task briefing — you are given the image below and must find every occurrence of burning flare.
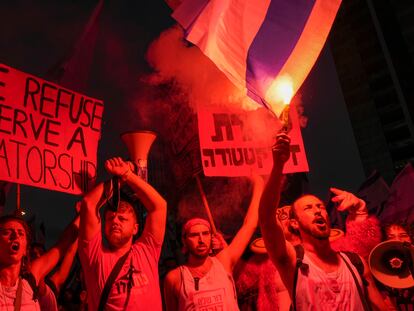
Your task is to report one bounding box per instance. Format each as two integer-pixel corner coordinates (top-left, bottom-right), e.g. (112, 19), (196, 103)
(265, 75), (294, 116)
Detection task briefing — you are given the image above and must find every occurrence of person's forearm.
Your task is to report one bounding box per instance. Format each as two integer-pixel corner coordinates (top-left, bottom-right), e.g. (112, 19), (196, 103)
(31, 215), (79, 282)
(53, 215), (79, 260)
(241, 176), (264, 229)
(122, 172), (166, 213)
(347, 199), (369, 222)
(259, 165), (283, 232)
(49, 239), (78, 293)
(259, 164), (288, 260)
(82, 182), (108, 212)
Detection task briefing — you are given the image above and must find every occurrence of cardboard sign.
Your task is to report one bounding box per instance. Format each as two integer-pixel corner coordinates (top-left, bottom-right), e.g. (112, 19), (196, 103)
(198, 105), (308, 176)
(0, 63), (103, 194)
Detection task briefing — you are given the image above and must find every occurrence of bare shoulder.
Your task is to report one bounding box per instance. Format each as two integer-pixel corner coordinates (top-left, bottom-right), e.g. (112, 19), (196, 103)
(164, 267), (182, 288)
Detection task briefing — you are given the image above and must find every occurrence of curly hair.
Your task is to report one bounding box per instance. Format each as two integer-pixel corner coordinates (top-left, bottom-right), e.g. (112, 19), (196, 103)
(0, 214), (32, 275)
(381, 221), (414, 242)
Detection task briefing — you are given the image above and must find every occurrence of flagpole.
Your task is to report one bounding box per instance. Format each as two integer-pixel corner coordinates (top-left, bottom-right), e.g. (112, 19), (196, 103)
(16, 184), (21, 215)
(195, 174), (217, 234)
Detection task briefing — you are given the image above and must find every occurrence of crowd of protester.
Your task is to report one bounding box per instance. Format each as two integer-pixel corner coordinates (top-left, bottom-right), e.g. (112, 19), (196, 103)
(1, 136), (413, 310)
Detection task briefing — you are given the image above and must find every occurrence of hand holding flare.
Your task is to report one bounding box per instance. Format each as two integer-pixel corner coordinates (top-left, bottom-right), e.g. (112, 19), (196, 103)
(266, 75), (294, 133)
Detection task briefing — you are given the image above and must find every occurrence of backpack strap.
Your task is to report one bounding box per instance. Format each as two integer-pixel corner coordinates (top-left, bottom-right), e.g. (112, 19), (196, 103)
(97, 249), (131, 311)
(291, 244), (305, 311)
(342, 251), (364, 276)
(339, 252), (371, 311)
(13, 278), (23, 311)
(21, 272), (38, 301)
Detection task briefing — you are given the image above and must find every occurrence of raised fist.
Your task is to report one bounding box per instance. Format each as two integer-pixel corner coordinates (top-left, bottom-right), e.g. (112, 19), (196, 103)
(272, 133), (291, 165)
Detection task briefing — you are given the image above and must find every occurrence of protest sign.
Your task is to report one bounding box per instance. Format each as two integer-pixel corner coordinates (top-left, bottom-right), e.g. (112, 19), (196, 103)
(198, 105), (308, 176)
(0, 63), (103, 194)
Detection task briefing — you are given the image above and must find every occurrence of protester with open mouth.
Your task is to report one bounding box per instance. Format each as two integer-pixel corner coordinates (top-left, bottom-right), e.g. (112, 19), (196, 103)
(0, 213), (79, 310)
(259, 133), (388, 311)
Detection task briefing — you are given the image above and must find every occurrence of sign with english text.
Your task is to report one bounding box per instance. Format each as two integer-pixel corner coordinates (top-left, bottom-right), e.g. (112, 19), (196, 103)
(0, 63), (103, 194)
(198, 105), (308, 176)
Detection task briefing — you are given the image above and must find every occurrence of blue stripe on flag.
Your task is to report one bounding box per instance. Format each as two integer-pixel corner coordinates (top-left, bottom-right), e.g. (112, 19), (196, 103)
(245, 0), (315, 100)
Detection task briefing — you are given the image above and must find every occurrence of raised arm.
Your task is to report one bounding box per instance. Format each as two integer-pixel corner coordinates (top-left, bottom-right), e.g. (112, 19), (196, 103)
(79, 178), (108, 241)
(217, 174), (264, 272)
(258, 134), (296, 286)
(30, 214), (79, 285)
(49, 239), (78, 294)
(48, 202), (81, 294)
(330, 187), (369, 222)
(105, 157), (167, 244)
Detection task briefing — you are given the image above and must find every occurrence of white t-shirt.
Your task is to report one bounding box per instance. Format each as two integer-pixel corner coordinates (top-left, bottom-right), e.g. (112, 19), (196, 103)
(78, 231), (163, 311)
(0, 278), (40, 310)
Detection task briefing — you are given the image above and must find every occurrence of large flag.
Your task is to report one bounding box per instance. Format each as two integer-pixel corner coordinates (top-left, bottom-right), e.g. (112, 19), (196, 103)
(172, 0), (342, 115)
(46, 0), (103, 92)
(380, 162), (414, 224)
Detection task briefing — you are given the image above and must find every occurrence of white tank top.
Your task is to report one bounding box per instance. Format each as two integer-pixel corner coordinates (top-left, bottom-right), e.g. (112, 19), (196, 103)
(178, 257), (240, 311)
(295, 253), (365, 311)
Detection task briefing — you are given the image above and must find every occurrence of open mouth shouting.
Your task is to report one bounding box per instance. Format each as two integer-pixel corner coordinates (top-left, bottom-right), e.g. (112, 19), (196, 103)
(10, 242), (20, 253)
(313, 217), (327, 229)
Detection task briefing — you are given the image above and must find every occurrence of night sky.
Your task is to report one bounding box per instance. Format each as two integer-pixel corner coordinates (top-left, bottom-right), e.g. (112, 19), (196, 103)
(0, 0), (365, 244)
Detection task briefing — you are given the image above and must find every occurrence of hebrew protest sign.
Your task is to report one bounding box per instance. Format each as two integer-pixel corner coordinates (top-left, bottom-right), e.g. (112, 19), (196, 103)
(198, 105), (308, 176)
(0, 63), (103, 194)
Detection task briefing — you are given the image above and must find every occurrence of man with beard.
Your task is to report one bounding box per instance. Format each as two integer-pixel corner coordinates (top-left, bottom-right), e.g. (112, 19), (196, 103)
(259, 133), (387, 311)
(78, 157), (167, 311)
(163, 175), (264, 311)
(0, 214), (79, 309)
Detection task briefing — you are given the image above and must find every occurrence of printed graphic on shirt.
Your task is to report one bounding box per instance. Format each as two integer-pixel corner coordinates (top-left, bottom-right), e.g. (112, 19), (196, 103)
(308, 278), (355, 306)
(192, 288), (225, 311)
(113, 265), (150, 296)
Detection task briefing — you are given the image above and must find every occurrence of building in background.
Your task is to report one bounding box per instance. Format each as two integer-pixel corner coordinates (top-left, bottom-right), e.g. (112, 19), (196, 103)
(329, 0), (414, 183)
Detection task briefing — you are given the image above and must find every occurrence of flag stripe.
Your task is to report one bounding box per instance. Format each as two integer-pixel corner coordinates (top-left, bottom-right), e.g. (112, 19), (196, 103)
(172, 0), (209, 30)
(246, 0), (315, 101)
(265, 0), (342, 108)
(178, 0), (271, 95)
(173, 0), (342, 116)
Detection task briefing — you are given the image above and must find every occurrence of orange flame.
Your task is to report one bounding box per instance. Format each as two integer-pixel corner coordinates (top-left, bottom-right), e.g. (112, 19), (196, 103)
(265, 75), (294, 115)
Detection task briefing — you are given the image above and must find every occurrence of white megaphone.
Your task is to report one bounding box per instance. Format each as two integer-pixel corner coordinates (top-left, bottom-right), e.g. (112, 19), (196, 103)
(369, 240), (414, 289)
(121, 130), (157, 182)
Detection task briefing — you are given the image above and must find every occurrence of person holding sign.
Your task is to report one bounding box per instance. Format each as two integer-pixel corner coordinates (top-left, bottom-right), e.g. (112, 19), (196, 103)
(163, 174), (264, 311)
(78, 157), (167, 311)
(0, 213), (79, 310)
(259, 133), (387, 310)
